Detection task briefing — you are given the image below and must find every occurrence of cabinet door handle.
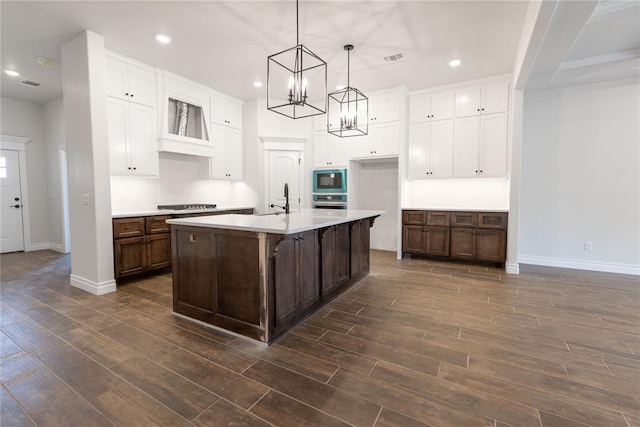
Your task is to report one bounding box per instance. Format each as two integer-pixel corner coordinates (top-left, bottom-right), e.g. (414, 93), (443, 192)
(481, 108), (484, 111)
(189, 234), (198, 242)
(125, 92), (129, 96)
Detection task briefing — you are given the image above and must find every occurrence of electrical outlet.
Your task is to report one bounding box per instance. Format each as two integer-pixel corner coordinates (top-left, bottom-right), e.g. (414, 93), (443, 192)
(584, 241), (593, 251)
(81, 194), (91, 206)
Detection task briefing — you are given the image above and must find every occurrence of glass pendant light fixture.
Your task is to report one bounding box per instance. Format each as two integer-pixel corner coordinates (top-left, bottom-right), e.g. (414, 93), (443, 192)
(267, 0), (327, 119)
(327, 44), (368, 138)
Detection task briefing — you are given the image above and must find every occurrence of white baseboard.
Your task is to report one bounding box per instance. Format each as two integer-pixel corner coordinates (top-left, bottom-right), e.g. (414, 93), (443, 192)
(26, 242), (50, 251)
(49, 242), (66, 253)
(505, 262), (520, 275)
(518, 255), (640, 276)
(70, 274), (117, 295)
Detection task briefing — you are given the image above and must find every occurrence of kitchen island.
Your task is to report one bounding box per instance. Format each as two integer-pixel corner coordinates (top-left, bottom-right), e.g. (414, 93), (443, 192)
(166, 209), (382, 344)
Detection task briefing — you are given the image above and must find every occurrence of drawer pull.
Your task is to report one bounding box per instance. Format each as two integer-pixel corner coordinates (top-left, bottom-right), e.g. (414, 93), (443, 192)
(189, 234), (198, 243)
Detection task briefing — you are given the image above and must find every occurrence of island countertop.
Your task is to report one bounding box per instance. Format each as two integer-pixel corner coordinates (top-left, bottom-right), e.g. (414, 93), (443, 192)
(166, 209), (384, 234)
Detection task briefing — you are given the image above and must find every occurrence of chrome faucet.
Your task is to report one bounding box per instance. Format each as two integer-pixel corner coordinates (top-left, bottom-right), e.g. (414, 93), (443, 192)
(270, 182), (291, 214)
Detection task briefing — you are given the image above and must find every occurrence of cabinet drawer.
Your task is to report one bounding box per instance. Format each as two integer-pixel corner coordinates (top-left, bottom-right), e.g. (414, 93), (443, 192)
(403, 210), (426, 225)
(113, 218), (145, 238)
(146, 216), (171, 234)
(478, 212), (508, 229)
(426, 212), (450, 226)
(451, 212), (477, 227)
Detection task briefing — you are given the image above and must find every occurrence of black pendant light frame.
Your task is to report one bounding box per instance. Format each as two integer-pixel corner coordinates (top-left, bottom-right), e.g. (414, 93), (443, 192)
(267, 0), (327, 119)
(327, 44), (368, 138)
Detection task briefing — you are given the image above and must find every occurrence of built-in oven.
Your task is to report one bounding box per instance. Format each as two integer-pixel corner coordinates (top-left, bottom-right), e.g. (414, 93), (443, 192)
(313, 168), (347, 193)
(312, 194), (347, 210)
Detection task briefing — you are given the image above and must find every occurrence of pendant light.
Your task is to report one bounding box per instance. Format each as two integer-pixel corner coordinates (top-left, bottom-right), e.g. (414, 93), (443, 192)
(327, 44), (368, 138)
(267, 0), (327, 119)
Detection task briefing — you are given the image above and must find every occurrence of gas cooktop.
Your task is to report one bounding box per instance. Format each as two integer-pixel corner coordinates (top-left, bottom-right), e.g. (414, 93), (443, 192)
(157, 204), (217, 211)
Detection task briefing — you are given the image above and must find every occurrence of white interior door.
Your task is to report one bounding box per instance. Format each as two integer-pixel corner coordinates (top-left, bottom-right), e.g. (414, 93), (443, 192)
(266, 150), (301, 214)
(0, 149), (25, 253)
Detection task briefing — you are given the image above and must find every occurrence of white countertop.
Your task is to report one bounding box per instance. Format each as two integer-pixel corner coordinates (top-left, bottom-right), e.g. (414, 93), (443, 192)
(166, 209), (384, 234)
(112, 206), (254, 218)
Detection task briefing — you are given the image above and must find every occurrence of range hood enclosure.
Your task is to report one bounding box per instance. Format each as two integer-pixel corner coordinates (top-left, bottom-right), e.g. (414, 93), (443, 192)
(157, 70), (214, 157)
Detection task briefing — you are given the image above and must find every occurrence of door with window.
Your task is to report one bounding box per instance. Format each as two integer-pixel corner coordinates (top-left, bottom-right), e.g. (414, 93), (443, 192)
(0, 149), (24, 253)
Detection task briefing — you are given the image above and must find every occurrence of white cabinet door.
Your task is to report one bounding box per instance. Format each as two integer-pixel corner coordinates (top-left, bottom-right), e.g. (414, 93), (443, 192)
(211, 94), (243, 129)
(128, 104), (158, 176)
(106, 57), (129, 103)
(453, 116), (480, 177)
(429, 90), (455, 121)
(210, 124), (227, 179)
(107, 98), (130, 175)
(126, 66), (156, 107)
(409, 93), (429, 124)
(370, 93), (400, 123)
(429, 120), (454, 178)
(373, 121), (400, 156)
(455, 87), (482, 118)
(226, 127), (243, 179)
(481, 81), (509, 115)
(408, 122), (429, 178)
(314, 132), (334, 167)
(479, 113), (508, 177)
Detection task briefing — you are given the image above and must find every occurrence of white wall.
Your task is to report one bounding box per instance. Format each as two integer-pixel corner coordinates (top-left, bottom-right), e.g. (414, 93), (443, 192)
(43, 98), (67, 251)
(0, 97), (49, 248)
(520, 77), (640, 274)
(406, 178), (510, 210)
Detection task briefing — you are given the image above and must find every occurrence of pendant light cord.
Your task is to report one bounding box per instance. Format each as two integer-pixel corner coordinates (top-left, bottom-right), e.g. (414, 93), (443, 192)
(347, 48), (350, 89)
(296, 0), (299, 46)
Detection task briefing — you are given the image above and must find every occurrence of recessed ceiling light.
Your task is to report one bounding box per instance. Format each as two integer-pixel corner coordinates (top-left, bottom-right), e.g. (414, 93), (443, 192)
(155, 34), (173, 44)
(253, 81), (263, 88)
(448, 59), (462, 68)
(4, 70), (20, 77)
(37, 57), (55, 68)
(336, 85), (345, 90)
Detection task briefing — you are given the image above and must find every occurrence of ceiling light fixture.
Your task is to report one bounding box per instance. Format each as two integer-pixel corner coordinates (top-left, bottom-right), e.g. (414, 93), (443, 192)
(267, 0), (327, 119)
(4, 70), (20, 77)
(448, 59), (462, 68)
(327, 44), (368, 138)
(155, 34), (173, 44)
(253, 81), (263, 88)
(37, 57), (55, 68)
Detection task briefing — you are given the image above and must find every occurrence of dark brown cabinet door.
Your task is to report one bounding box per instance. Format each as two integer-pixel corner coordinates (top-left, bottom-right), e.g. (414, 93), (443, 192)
(173, 229), (214, 321)
(298, 230), (319, 311)
(147, 234), (172, 270)
(425, 226), (450, 256)
(476, 229), (507, 262)
(403, 210), (426, 225)
(335, 223), (350, 287)
(359, 219), (370, 273)
(114, 236), (146, 277)
(273, 236), (298, 332)
(450, 228), (476, 259)
(350, 221), (362, 276)
(320, 227), (337, 296)
(403, 225), (426, 254)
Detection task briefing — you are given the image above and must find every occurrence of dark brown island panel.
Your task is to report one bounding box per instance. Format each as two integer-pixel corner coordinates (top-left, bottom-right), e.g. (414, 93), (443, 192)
(112, 208), (254, 280)
(169, 214), (378, 344)
(402, 209), (508, 266)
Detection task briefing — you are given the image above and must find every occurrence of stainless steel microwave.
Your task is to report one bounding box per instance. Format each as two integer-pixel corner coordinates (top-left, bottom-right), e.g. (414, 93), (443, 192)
(313, 168), (347, 193)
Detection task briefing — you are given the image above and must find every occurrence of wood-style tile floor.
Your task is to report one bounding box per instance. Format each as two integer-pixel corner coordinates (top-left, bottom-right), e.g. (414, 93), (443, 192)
(1, 250), (639, 426)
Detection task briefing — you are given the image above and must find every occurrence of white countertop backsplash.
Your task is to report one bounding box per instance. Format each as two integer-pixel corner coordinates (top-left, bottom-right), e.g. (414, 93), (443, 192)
(167, 209), (384, 234)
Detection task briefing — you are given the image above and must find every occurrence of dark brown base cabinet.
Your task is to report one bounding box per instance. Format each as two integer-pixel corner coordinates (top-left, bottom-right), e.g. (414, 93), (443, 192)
(171, 217), (376, 344)
(113, 209), (253, 280)
(403, 210), (507, 265)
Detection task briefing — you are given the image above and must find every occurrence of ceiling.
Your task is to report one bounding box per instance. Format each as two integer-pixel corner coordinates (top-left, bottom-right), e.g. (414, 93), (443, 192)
(2, 1), (637, 105)
(1, 1), (529, 104)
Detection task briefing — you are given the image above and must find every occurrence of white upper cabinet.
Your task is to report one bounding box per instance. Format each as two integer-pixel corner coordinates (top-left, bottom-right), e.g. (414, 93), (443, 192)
(453, 113), (508, 178)
(313, 132), (348, 168)
(209, 123), (243, 180)
(106, 55), (156, 107)
(409, 90), (454, 123)
(107, 97), (158, 177)
(409, 120), (454, 179)
(368, 93), (400, 124)
(210, 94), (242, 129)
(455, 80), (509, 118)
(350, 121), (400, 158)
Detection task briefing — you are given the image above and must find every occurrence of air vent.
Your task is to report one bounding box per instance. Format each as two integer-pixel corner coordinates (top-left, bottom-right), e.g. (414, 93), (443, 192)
(21, 79), (41, 87)
(382, 52), (407, 63)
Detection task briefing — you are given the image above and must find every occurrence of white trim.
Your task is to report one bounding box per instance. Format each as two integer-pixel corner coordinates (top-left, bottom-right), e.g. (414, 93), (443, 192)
(505, 262), (520, 275)
(1, 135), (32, 252)
(49, 243), (66, 253)
(518, 255), (640, 276)
(70, 274), (117, 295)
(27, 243), (50, 251)
(259, 136), (307, 151)
(409, 74), (512, 95)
